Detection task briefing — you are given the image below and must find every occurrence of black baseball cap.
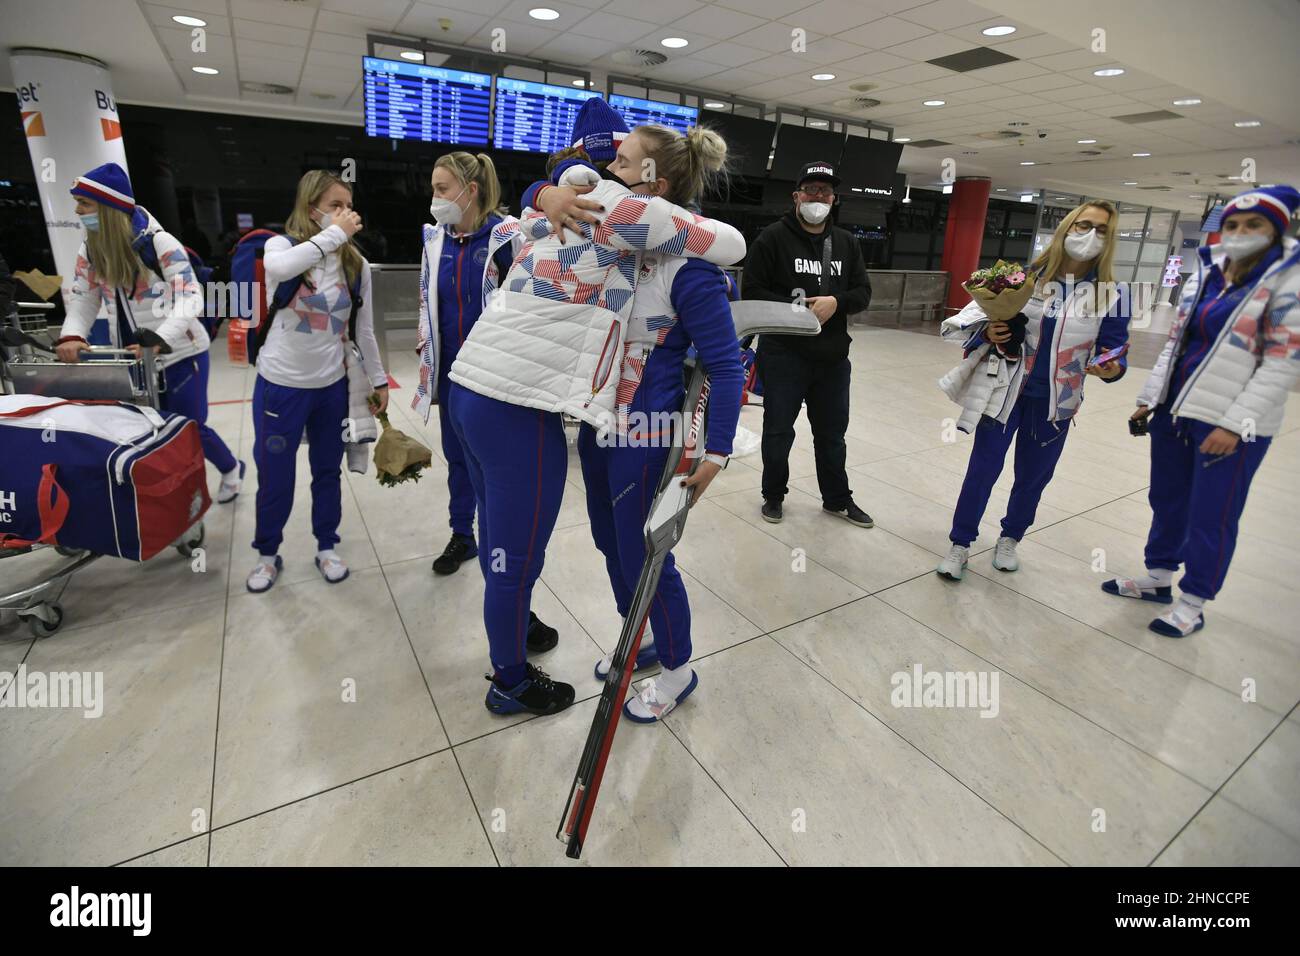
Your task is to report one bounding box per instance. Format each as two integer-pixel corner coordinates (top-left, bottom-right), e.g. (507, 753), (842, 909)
(797, 162), (841, 188)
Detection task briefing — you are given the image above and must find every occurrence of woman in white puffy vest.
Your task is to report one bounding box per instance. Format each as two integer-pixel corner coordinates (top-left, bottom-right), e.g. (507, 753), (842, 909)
(1104, 184), (1300, 637)
(936, 200), (1131, 581)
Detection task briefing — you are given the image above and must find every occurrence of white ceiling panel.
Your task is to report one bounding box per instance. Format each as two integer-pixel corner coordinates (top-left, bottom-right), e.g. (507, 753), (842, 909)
(837, 16), (931, 48)
(229, 0), (317, 29)
(882, 31), (973, 63)
(691, 42), (770, 68)
(896, 0), (995, 31)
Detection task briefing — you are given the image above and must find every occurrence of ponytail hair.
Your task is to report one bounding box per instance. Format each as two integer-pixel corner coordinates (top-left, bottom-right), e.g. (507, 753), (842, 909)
(434, 151), (507, 231)
(631, 123), (730, 207)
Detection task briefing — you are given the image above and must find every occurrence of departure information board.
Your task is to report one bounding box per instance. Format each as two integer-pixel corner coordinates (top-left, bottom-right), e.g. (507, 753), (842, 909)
(362, 57), (491, 145)
(493, 79), (599, 154)
(609, 94), (697, 134)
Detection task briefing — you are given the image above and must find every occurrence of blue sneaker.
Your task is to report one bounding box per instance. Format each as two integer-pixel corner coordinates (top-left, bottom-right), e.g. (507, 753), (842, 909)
(484, 664), (575, 716)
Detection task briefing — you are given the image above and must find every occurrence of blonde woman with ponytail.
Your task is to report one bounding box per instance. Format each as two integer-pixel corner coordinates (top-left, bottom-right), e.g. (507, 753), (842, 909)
(448, 110), (747, 720)
(244, 170), (389, 594)
(58, 162), (243, 504)
(935, 199), (1132, 582)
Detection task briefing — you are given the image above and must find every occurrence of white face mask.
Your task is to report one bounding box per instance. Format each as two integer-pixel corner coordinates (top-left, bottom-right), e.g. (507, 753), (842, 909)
(1064, 228), (1105, 260)
(314, 206), (336, 230)
(1219, 232), (1272, 260)
(799, 202), (831, 225)
(430, 185), (467, 227)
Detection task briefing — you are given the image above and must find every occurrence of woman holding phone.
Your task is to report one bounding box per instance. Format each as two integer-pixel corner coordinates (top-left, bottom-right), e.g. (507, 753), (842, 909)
(936, 200), (1131, 581)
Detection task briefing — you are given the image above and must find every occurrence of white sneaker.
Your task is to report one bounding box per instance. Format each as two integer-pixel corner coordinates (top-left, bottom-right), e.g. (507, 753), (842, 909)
(217, 461), (246, 504)
(992, 536), (1020, 572)
(936, 544), (969, 581)
(246, 555), (282, 593)
(315, 550), (349, 584)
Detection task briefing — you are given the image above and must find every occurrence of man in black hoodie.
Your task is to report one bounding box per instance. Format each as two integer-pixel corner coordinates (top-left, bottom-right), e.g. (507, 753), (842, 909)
(742, 162), (873, 527)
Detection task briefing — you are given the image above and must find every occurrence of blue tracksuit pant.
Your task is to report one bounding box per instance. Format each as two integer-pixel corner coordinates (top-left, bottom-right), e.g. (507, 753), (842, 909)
(162, 351), (237, 475)
(577, 423), (692, 671)
(437, 356), (475, 538)
(1143, 406), (1271, 600)
(950, 392), (1070, 547)
(251, 375), (347, 555)
(449, 385), (567, 687)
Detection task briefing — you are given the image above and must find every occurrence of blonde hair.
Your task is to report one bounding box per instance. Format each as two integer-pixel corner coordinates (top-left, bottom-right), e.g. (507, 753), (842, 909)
(285, 170), (364, 287)
(433, 152), (505, 232)
(84, 204), (142, 289)
(631, 123), (729, 206)
(1032, 200), (1119, 285)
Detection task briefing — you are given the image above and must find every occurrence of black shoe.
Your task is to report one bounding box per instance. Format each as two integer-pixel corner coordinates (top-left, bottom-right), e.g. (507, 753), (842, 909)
(432, 533), (477, 575)
(526, 610), (558, 653)
(483, 663), (575, 716)
(761, 499), (783, 523)
(824, 500), (874, 528)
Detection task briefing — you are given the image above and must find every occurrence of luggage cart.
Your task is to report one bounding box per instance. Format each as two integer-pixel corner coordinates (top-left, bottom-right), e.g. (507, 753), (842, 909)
(0, 317), (205, 637)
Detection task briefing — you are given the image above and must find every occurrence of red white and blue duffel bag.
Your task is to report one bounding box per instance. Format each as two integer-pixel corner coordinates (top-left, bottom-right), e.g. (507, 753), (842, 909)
(0, 395), (210, 560)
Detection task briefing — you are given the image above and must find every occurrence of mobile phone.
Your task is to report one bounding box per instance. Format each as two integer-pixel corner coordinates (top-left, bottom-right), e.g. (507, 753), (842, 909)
(1128, 416), (1148, 437)
(1088, 342), (1129, 368)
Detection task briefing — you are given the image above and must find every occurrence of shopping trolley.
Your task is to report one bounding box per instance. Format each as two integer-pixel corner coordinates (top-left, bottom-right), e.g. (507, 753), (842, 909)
(0, 309), (206, 637)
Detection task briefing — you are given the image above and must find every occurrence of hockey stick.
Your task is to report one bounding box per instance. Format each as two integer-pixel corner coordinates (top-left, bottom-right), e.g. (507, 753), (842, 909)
(557, 299), (822, 860)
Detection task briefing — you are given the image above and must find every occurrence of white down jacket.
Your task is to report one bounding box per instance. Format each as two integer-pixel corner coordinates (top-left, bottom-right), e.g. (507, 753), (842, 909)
(449, 176), (746, 431)
(939, 275), (1128, 433)
(1137, 236), (1300, 437)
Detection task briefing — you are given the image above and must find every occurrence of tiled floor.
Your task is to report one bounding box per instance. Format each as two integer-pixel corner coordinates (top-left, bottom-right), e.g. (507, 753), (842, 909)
(2, 326), (1298, 866)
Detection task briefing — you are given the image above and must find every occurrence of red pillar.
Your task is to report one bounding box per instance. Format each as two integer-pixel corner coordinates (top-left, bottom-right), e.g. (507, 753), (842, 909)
(940, 176), (992, 313)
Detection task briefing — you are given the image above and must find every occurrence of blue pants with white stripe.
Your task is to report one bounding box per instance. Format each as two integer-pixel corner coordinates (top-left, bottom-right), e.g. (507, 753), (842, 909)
(161, 351), (237, 475)
(449, 385), (567, 687)
(1143, 406), (1270, 600)
(950, 393), (1070, 547)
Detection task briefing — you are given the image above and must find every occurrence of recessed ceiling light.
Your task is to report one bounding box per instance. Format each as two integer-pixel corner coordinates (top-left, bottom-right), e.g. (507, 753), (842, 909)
(1173, 98), (1201, 106)
(1124, 181), (1138, 185)
(1094, 68), (1125, 77)
(1132, 152), (1151, 157)
(1234, 120), (1261, 128)
(1020, 161), (1035, 165)
(529, 7), (559, 19)
(704, 101), (725, 108)
(809, 120), (828, 127)
(191, 66), (219, 75)
(1020, 194), (1035, 202)
(982, 25), (1016, 36)
(1077, 138), (1097, 144)
(661, 37), (688, 48)
(172, 15), (206, 27)
(894, 137), (911, 143)
(400, 51), (423, 61)
(811, 73), (835, 81)
(942, 184), (953, 194)
(1189, 194), (1203, 198)
(922, 99), (945, 106)
(572, 79), (587, 87)
(995, 187), (1007, 191)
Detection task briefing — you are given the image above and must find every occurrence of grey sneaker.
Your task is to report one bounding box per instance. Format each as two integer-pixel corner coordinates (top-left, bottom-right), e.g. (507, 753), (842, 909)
(936, 544), (969, 581)
(992, 536), (1020, 572)
(761, 499), (783, 523)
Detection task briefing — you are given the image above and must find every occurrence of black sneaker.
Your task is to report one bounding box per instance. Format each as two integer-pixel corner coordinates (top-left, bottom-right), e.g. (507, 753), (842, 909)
(432, 533), (477, 575)
(484, 663), (575, 716)
(824, 500), (874, 528)
(761, 499), (783, 523)
(527, 610), (558, 653)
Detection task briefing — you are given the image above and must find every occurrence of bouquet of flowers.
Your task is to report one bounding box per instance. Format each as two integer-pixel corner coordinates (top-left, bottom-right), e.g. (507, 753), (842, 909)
(963, 260), (1036, 321)
(964, 260), (1037, 359)
(372, 408), (433, 488)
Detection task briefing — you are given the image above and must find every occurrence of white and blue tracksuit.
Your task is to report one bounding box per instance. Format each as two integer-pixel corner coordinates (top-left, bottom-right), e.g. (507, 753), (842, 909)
(950, 276), (1130, 546)
(435, 214), (516, 539)
(1142, 245), (1283, 600)
(252, 225), (387, 556)
(578, 257), (745, 671)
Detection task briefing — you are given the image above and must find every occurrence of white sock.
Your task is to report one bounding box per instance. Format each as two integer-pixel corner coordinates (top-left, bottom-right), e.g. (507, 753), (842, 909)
(222, 465), (242, 480)
(1179, 593), (1206, 610)
(1134, 568), (1174, 589)
(317, 549), (340, 562)
(655, 662), (693, 698)
(259, 553), (278, 564)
